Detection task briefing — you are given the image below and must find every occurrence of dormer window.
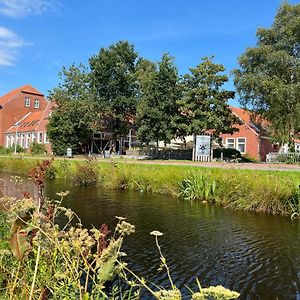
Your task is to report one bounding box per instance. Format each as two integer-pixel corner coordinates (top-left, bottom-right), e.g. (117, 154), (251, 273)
(24, 97), (30, 107)
(34, 98), (40, 109)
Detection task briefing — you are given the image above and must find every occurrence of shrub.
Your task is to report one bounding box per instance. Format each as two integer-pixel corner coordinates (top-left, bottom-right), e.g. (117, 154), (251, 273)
(30, 142), (47, 155)
(0, 145), (24, 155)
(213, 148), (241, 162)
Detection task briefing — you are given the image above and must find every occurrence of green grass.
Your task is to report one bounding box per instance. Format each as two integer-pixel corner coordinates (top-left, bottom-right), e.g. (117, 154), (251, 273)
(0, 156), (299, 217)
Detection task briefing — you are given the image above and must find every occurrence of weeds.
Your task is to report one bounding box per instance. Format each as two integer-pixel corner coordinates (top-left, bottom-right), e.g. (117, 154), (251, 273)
(178, 172), (216, 201)
(0, 157), (299, 217)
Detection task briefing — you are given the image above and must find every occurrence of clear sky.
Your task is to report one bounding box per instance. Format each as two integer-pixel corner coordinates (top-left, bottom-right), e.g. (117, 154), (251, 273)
(0, 0), (298, 106)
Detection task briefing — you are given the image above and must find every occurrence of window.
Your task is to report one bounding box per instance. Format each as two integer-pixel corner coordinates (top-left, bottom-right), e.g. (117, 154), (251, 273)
(34, 99), (40, 109)
(32, 133), (36, 142)
(226, 138), (235, 149)
(20, 134), (25, 148)
(25, 134), (31, 149)
(44, 132), (49, 143)
(6, 136), (10, 148)
(25, 97), (30, 107)
(38, 131), (43, 143)
(237, 138), (246, 154)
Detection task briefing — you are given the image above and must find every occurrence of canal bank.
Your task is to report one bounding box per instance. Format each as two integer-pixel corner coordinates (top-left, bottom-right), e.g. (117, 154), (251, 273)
(0, 156), (299, 218)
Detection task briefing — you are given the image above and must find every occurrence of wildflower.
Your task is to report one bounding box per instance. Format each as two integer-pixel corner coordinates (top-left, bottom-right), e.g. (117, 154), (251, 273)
(65, 209), (73, 219)
(56, 191), (70, 198)
(116, 221), (135, 235)
(115, 216), (126, 221)
(150, 230), (163, 236)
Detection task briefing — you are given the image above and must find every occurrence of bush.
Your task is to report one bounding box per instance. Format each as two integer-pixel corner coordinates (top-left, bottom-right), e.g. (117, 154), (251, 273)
(30, 142), (47, 155)
(213, 148), (241, 162)
(0, 145), (24, 155)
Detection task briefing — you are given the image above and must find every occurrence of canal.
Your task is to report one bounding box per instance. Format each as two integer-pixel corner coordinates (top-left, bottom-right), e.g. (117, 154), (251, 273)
(2, 174), (300, 299)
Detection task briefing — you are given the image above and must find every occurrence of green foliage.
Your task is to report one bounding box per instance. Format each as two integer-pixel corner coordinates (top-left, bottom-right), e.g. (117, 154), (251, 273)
(30, 142), (47, 155)
(47, 64), (102, 155)
(73, 159), (99, 186)
(0, 145), (24, 155)
(213, 148), (242, 162)
(178, 57), (239, 138)
(192, 285), (240, 300)
(0, 157), (299, 217)
(0, 195), (135, 299)
(234, 3), (300, 145)
(179, 172), (216, 201)
(136, 53), (180, 146)
(288, 185), (300, 220)
(90, 41), (139, 139)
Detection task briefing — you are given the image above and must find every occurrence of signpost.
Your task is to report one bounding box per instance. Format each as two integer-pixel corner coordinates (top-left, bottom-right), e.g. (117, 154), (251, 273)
(193, 135), (211, 161)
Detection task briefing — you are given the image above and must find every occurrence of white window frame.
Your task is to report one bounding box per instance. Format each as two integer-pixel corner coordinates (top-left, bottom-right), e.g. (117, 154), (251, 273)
(38, 131), (43, 144)
(34, 98), (40, 109)
(44, 132), (49, 144)
(32, 132), (36, 143)
(6, 135), (10, 148)
(20, 134), (25, 148)
(25, 97), (30, 107)
(25, 133), (31, 149)
(226, 138), (235, 149)
(236, 137), (246, 154)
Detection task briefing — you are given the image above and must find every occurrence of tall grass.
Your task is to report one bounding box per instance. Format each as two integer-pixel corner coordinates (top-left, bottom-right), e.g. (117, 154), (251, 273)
(0, 157), (299, 217)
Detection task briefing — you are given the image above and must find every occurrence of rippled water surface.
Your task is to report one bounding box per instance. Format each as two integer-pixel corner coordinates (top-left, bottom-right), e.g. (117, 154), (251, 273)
(2, 174), (300, 299)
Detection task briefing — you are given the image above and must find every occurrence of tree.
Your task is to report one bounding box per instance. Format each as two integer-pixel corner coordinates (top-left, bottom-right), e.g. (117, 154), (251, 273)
(234, 3), (300, 146)
(89, 41), (139, 141)
(178, 57), (238, 140)
(136, 53), (180, 147)
(47, 64), (102, 155)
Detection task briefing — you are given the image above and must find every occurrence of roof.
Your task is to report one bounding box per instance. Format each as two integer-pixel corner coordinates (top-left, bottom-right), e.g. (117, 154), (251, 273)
(5, 111), (43, 133)
(0, 85), (44, 106)
(230, 106), (269, 134)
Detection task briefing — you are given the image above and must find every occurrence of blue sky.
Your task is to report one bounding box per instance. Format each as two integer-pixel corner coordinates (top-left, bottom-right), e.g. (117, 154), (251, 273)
(0, 0), (298, 106)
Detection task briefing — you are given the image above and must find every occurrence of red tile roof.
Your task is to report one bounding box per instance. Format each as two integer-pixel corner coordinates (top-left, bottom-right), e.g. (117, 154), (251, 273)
(230, 106), (269, 134)
(5, 111), (44, 133)
(0, 84), (43, 106)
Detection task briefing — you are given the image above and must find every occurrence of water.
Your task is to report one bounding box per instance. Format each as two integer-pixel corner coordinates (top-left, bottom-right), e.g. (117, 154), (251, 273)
(2, 174), (300, 299)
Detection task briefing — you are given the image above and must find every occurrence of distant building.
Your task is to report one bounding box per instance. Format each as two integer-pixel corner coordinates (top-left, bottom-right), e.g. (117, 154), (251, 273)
(0, 85), (52, 153)
(220, 106), (277, 161)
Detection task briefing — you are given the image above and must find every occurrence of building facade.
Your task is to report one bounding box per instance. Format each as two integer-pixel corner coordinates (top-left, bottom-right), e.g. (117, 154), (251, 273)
(0, 85), (52, 153)
(220, 106), (276, 161)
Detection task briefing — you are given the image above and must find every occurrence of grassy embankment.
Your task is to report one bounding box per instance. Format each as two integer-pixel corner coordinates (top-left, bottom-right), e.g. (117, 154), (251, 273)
(0, 156), (299, 217)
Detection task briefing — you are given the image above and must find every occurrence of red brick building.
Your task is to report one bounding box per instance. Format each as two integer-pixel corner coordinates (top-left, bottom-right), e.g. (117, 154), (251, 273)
(220, 106), (276, 161)
(0, 85), (52, 153)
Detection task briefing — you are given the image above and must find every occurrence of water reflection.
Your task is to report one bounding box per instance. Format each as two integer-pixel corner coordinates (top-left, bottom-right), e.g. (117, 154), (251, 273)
(1, 174), (300, 299)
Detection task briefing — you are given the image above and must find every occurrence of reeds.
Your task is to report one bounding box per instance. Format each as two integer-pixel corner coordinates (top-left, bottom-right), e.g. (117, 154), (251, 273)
(0, 157), (299, 217)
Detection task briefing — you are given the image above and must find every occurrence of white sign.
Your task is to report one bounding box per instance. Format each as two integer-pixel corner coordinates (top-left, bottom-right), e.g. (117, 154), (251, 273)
(195, 135), (211, 157)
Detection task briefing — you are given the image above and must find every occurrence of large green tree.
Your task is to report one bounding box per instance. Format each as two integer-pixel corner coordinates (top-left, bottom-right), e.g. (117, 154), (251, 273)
(47, 64), (101, 155)
(178, 57), (238, 140)
(89, 41), (139, 140)
(234, 3), (300, 146)
(136, 53), (180, 147)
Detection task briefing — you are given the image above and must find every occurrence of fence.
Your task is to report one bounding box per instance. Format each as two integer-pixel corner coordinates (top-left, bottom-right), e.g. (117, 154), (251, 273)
(266, 152), (300, 163)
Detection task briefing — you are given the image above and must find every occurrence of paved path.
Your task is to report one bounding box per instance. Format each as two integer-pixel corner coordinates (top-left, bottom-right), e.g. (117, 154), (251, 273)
(117, 158), (300, 172)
